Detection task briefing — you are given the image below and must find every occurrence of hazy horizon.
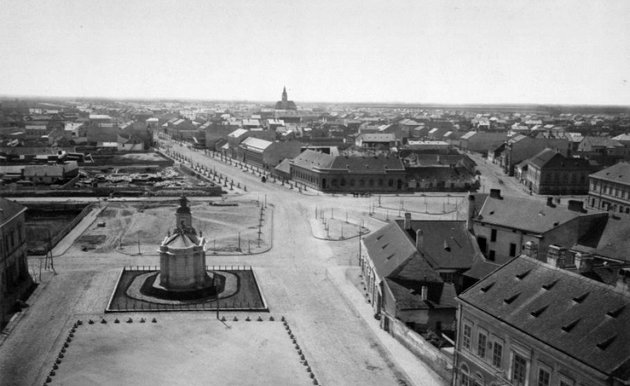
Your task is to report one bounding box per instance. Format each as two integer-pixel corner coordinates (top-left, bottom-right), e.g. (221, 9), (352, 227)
(1, 0), (629, 106)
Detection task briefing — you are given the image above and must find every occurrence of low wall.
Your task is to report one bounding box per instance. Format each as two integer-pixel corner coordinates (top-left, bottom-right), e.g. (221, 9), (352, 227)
(385, 314), (453, 383)
(26, 203), (95, 254)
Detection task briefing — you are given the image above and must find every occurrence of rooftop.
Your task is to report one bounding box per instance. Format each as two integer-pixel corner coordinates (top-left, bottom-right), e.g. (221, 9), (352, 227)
(0, 198), (26, 225)
(475, 193), (605, 234)
(459, 256), (630, 379)
(396, 219), (480, 270)
(590, 162), (630, 185)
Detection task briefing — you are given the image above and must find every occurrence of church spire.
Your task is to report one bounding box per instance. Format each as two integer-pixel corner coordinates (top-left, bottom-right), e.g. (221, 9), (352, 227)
(282, 86), (288, 103)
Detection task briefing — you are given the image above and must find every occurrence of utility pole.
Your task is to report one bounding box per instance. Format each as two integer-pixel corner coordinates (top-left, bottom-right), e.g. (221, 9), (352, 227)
(46, 230), (56, 274)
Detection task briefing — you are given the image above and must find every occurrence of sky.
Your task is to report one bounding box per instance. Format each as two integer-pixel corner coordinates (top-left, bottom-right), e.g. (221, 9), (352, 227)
(1, 0), (629, 105)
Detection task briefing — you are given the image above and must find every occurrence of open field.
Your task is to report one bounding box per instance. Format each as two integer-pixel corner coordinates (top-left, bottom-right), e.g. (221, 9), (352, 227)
(69, 199), (271, 255)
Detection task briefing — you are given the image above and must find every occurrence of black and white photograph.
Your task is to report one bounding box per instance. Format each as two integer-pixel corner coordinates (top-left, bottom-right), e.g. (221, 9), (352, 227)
(0, 0), (629, 385)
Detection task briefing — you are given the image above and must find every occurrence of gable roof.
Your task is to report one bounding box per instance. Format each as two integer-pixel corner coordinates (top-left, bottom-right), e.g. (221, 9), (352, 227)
(574, 215), (630, 263)
(396, 220), (480, 270)
(459, 256), (630, 378)
(362, 222), (417, 279)
(580, 136), (624, 149)
(385, 276), (457, 310)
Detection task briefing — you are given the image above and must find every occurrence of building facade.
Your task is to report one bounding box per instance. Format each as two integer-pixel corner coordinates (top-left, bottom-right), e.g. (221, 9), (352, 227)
(587, 162), (630, 215)
(453, 256), (630, 386)
(522, 149), (593, 195)
(290, 150), (407, 193)
(470, 190), (607, 265)
(0, 199), (34, 328)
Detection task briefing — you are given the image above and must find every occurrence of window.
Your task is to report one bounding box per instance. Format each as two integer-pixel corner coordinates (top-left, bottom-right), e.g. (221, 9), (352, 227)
(511, 353), (528, 386)
(477, 332), (487, 358)
(490, 229), (497, 242)
(537, 367), (550, 386)
(462, 324), (472, 350)
(509, 243), (517, 257)
(460, 365), (470, 386)
(492, 341), (503, 368)
(488, 250), (496, 262)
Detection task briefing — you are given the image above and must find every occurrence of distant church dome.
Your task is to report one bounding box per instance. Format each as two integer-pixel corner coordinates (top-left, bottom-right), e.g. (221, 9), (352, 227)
(275, 86), (297, 110)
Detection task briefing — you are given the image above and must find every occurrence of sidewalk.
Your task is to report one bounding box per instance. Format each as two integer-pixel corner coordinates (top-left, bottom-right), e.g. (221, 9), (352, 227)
(52, 205), (105, 256)
(327, 266), (448, 386)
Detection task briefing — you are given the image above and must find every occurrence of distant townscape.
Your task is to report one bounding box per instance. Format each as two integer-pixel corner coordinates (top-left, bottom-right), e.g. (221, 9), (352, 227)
(0, 90), (629, 386)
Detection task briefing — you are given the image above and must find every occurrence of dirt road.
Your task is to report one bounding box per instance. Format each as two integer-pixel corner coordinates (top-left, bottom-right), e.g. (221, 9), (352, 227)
(0, 143), (448, 386)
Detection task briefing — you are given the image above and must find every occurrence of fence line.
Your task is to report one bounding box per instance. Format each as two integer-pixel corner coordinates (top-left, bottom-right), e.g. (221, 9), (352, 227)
(122, 265), (253, 271)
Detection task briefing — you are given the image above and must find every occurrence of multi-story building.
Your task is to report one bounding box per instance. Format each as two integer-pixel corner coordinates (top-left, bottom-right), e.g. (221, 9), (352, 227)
(500, 135), (570, 176)
(587, 162), (630, 215)
(360, 217), (459, 334)
(453, 255), (630, 386)
(0, 198), (34, 328)
(469, 190), (607, 265)
(520, 149), (594, 195)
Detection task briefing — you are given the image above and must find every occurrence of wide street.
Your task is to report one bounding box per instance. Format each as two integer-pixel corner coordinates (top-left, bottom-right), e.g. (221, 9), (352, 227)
(0, 141), (452, 385)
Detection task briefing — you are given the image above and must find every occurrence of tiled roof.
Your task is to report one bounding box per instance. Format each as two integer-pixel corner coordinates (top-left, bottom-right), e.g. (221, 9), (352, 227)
(574, 215), (630, 263)
(0, 198), (26, 225)
(590, 162), (630, 185)
(459, 256), (630, 378)
(365, 222), (458, 310)
(396, 220), (480, 270)
(526, 148), (560, 168)
(362, 222), (417, 279)
(476, 194), (605, 234)
(291, 150), (335, 170)
(581, 136), (624, 149)
(274, 158), (292, 174)
(329, 155), (405, 171)
(385, 276), (457, 310)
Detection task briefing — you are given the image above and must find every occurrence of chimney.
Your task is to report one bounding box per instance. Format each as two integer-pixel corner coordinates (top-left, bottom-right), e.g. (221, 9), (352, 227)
(616, 269), (630, 294)
(466, 194), (475, 232)
(420, 285), (429, 301)
(489, 189), (502, 199)
(416, 229), (424, 250)
(546, 244), (566, 268)
(574, 252), (593, 273)
(568, 200), (585, 213)
(546, 197), (555, 207)
(404, 212), (412, 230)
(523, 241), (538, 260)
